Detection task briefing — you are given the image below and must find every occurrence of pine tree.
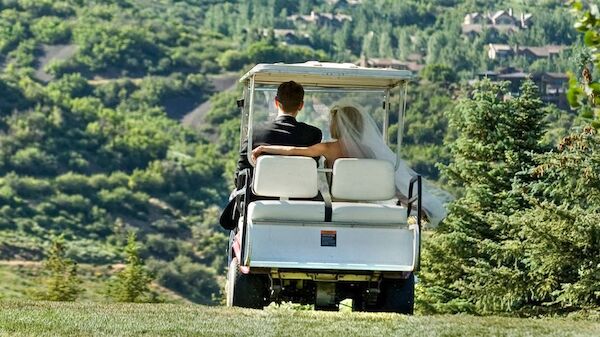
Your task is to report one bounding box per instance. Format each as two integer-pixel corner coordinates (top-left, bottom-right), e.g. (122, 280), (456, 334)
(107, 232), (155, 303)
(512, 127), (600, 312)
(420, 79), (547, 313)
(37, 236), (83, 301)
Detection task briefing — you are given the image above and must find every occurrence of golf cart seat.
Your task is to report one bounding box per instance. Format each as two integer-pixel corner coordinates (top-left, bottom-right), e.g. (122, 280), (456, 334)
(248, 156), (324, 223)
(331, 159), (407, 224)
(248, 156), (407, 225)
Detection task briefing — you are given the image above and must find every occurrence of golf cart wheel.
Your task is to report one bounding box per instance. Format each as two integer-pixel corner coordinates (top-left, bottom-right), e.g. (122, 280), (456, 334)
(380, 273), (415, 314)
(226, 257), (268, 309)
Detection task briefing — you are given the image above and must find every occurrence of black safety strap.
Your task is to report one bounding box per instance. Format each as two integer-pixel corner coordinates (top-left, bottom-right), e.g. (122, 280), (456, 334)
(324, 201), (332, 222)
(317, 163), (333, 222)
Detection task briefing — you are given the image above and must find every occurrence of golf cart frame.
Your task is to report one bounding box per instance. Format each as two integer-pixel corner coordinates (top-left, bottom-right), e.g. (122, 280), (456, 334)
(226, 62), (421, 313)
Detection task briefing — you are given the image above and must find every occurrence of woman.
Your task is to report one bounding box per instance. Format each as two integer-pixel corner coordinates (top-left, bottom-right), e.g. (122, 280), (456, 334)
(251, 105), (447, 226)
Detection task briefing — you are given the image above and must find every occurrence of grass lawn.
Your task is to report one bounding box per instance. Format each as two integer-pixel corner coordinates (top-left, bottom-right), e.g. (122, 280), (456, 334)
(0, 301), (598, 337)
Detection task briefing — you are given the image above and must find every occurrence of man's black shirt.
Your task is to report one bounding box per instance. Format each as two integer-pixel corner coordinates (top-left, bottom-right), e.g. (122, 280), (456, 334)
(235, 114), (322, 186)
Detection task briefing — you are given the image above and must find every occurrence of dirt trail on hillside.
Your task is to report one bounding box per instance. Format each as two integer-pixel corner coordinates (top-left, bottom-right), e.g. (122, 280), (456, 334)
(0, 260), (42, 267)
(34, 44), (77, 82)
(181, 73), (239, 128)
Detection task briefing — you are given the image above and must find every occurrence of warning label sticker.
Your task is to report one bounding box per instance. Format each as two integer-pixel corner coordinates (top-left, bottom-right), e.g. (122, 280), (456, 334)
(320, 230), (337, 247)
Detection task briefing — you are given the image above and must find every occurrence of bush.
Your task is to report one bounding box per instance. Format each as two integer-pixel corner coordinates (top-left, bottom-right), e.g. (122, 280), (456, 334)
(150, 255), (220, 304)
(107, 232), (157, 302)
(10, 147), (58, 176)
(35, 236), (84, 301)
(30, 16), (71, 44)
(55, 172), (93, 195)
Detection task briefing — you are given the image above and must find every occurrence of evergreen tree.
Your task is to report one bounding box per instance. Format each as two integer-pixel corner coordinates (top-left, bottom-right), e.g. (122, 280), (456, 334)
(107, 232), (156, 303)
(420, 79), (547, 314)
(509, 127), (600, 312)
(37, 236), (83, 301)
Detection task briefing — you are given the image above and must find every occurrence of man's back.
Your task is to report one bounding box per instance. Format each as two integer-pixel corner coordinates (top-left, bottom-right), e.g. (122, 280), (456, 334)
(236, 115), (322, 181)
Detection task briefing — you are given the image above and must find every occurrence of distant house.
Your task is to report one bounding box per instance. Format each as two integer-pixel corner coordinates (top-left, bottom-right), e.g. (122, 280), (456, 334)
(519, 45), (565, 60)
(356, 57), (423, 73)
(462, 8), (532, 37)
(261, 29), (307, 44)
(463, 12), (490, 25)
(406, 52), (424, 63)
(325, 0), (362, 5)
(488, 44), (515, 60)
(491, 10), (516, 25)
(487, 44), (566, 61)
(477, 68), (569, 110)
(288, 11), (352, 28)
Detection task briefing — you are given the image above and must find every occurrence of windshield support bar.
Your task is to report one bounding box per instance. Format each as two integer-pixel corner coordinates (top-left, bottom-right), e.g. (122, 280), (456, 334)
(395, 81), (408, 170)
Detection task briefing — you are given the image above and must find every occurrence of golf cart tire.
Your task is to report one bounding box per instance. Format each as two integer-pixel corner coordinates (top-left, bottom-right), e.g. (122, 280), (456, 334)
(226, 257), (268, 309)
(380, 273), (415, 314)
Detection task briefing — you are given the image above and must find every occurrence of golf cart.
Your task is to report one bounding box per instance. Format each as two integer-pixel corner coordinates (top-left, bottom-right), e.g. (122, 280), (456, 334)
(226, 61), (420, 314)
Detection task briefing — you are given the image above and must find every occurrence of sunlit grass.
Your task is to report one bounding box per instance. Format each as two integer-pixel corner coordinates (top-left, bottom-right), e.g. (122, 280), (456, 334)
(0, 301), (598, 337)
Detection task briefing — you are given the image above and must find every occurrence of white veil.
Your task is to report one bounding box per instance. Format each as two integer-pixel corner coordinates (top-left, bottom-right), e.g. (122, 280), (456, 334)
(330, 104), (448, 227)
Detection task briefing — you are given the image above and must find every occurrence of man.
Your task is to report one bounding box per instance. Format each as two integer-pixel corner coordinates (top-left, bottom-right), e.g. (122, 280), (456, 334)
(235, 80), (322, 178)
(220, 81), (322, 230)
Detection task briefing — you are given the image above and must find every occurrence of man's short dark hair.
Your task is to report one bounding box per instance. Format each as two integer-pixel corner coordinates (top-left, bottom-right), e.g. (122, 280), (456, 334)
(276, 81), (304, 113)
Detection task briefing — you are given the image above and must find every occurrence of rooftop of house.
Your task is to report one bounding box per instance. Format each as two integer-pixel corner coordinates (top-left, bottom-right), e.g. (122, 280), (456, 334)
(479, 69), (568, 81)
(463, 9), (532, 26)
(489, 44), (513, 51)
(288, 11), (352, 23)
(522, 45), (565, 57)
(356, 57), (423, 72)
(488, 44), (567, 56)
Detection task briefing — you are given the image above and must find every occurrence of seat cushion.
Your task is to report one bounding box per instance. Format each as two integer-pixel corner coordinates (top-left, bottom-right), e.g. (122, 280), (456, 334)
(331, 159), (396, 201)
(253, 156), (318, 198)
(332, 202), (407, 224)
(248, 200), (325, 222)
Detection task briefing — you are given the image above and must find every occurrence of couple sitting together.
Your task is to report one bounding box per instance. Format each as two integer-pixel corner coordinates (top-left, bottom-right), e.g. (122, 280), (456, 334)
(227, 80), (446, 228)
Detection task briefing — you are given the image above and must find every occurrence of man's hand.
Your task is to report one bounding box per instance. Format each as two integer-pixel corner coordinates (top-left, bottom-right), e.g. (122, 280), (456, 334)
(251, 145), (265, 165)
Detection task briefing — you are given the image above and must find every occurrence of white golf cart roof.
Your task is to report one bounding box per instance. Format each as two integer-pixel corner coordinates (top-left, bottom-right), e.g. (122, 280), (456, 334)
(240, 61), (413, 88)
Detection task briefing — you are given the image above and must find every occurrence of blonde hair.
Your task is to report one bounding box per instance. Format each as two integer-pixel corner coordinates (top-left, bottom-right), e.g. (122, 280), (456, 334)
(330, 105), (363, 139)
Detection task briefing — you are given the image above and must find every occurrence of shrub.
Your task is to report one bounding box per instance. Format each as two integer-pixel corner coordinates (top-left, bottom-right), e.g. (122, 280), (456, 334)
(107, 232), (157, 302)
(35, 236), (84, 301)
(150, 255), (220, 304)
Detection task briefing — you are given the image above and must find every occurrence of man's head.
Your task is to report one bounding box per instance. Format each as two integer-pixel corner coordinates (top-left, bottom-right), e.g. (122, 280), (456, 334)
(275, 81), (304, 116)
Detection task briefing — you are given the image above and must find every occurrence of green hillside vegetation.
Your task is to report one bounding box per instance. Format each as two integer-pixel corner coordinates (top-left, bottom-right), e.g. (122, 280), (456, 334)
(0, 0), (598, 315)
(0, 262), (189, 303)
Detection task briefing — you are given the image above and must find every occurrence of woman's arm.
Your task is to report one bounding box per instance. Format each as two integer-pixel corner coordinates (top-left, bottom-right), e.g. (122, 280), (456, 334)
(251, 143), (328, 163)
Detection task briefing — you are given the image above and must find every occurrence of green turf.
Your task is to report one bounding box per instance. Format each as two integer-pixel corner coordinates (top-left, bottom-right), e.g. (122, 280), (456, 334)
(0, 301), (598, 337)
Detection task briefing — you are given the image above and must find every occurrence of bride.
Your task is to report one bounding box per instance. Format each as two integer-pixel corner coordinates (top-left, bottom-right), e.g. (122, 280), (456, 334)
(251, 105), (447, 226)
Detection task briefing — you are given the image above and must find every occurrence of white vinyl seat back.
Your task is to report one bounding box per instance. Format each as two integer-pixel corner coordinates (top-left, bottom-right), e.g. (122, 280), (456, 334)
(253, 155), (318, 198)
(331, 158), (396, 201)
